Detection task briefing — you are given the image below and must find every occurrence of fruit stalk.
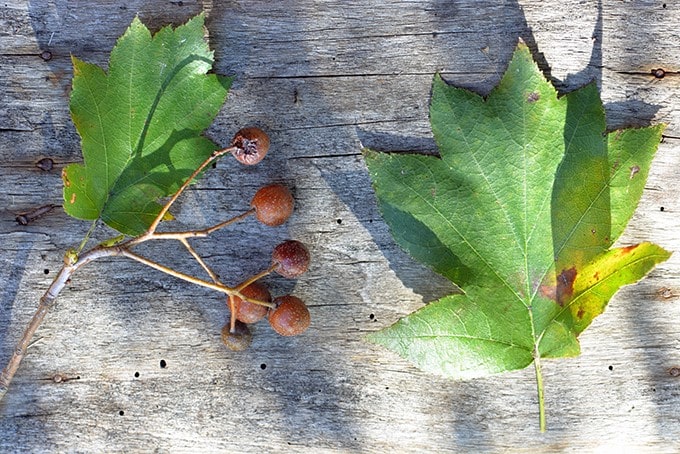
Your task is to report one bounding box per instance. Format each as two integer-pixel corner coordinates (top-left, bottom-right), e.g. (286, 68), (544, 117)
(143, 145), (238, 237)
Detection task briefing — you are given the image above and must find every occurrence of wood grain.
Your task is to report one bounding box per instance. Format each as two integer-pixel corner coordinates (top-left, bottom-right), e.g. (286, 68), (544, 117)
(1, 0), (679, 451)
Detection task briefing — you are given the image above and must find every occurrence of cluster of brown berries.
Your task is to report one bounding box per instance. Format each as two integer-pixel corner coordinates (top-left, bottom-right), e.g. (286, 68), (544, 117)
(221, 128), (311, 350)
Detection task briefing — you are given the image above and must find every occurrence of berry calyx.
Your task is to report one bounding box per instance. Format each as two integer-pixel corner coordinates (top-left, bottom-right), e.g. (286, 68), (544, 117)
(268, 295), (310, 336)
(230, 282), (271, 324)
(221, 319), (252, 351)
(251, 184), (294, 226)
(272, 240), (310, 278)
(230, 127), (270, 165)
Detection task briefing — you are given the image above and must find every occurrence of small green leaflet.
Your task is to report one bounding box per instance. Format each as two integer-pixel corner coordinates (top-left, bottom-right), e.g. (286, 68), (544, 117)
(363, 42), (670, 427)
(64, 14), (231, 236)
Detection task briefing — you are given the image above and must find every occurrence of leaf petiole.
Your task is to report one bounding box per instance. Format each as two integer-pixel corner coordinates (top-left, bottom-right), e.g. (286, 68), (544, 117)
(76, 220), (98, 254)
(533, 346), (546, 433)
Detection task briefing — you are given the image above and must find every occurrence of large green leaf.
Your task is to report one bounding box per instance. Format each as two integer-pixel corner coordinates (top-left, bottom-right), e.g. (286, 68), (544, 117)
(363, 42), (670, 419)
(63, 14), (231, 236)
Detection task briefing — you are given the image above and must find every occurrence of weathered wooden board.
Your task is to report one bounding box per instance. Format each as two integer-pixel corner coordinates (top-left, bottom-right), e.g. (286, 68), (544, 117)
(1, 0), (679, 452)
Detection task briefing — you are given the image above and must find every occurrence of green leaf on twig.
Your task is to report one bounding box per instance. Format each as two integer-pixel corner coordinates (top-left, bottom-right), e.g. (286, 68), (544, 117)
(63, 14), (231, 236)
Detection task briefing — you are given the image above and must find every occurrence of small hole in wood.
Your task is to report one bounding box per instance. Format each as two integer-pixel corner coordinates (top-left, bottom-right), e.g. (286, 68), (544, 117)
(260, 363), (267, 370)
(369, 313), (375, 320)
(44, 269), (50, 275)
(652, 68), (666, 79)
(160, 359), (167, 369)
(119, 410), (125, 416)
(608, 365), (614, 371)
(660, 206), (665, 212)
(134, 372), (140, 378)
(337, 219), (342, 224)
(36, 157), (54, 171)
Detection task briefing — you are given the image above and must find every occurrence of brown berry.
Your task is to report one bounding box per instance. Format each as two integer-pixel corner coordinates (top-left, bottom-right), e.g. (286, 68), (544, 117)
(268, 295), (310, 336)
(251, 184), (294, 226)
(221, 319), (252, 351)
(231, 282), (272, 324)
(231, 127), (270, 165)
(272, 240), (310, 278)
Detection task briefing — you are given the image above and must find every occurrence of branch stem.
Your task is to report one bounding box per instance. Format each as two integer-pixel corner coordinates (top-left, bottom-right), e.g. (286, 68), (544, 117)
(0, 247), (117, 400)
(134, 208), (255, 244)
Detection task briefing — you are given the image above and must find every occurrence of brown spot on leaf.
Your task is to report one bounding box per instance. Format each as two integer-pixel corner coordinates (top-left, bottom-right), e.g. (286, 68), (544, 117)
(556, 267), (577, 306)
(621, 244), (639, 254)
(69, 193), (76, 204)
(527, 91), (540, 103)
(576, 308), (585, 319)
(62, 169), (71, 187)
(593, 271), (600, 281)
(540, 284), (556, 301)
(629, 165), (640, 179)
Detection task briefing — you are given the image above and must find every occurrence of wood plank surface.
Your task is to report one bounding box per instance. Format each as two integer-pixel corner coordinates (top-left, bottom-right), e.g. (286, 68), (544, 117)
(1, 0), (679, 452)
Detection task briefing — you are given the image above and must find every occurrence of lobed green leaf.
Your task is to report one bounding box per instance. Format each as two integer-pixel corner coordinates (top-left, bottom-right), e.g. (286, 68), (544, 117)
(64, 14), (231, 235)
(364, 42), (670, 380)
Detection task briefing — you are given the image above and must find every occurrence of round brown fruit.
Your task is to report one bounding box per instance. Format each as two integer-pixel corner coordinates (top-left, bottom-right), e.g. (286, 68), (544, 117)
(251, 184), (294, 226)
(268, 295), (310, 336)
(272, 240), (310, 278)
(231, 282), (272, 324)
(230, 127), (270, 165)
(221, 319), (252, 351)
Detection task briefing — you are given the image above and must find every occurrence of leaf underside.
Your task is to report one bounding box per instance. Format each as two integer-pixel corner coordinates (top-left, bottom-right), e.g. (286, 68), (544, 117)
(364, 42), (670, 379)
(64, 14), (231, 236)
